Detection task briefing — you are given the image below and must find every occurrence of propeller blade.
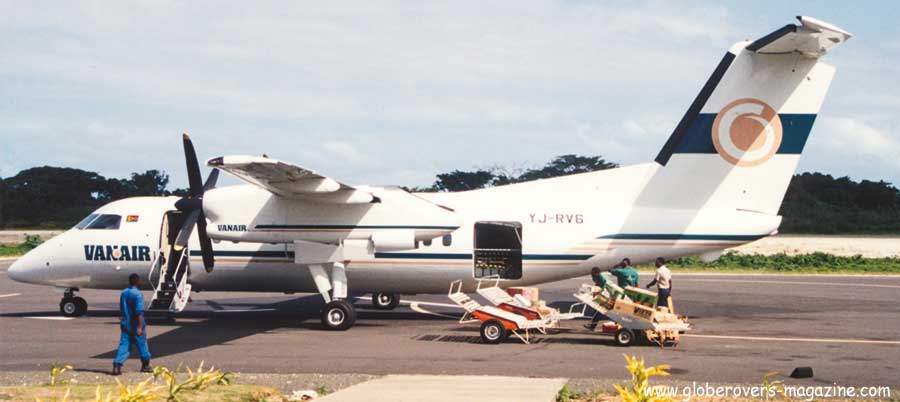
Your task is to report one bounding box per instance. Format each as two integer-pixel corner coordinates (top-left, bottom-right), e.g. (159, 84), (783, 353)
(183, 133), (203, 197)
(173, 210), (201, 250)
(196, 214), (215, 272)
(176, 134), (216, 272)
(203, 169), (219, 192)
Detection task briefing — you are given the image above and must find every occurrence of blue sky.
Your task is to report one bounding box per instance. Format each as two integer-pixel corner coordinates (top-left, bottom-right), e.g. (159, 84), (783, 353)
(2, 1), (898, 188)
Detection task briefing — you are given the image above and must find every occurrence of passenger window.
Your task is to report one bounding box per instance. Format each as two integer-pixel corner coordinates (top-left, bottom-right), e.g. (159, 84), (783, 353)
(442, 234), (452, 247)
(75, 214), (99, 229)
(86, 214), (122, 230)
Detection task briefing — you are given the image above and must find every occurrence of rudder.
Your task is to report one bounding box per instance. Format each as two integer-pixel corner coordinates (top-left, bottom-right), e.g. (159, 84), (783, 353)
(648, 16), (851, 215)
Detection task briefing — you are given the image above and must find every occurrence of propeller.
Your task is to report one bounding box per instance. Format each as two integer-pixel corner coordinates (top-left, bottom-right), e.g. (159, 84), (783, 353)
(173, 133), (218, 273)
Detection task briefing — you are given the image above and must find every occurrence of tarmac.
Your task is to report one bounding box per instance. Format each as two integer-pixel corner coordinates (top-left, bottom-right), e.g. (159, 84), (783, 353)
(1, 260), (899, 396)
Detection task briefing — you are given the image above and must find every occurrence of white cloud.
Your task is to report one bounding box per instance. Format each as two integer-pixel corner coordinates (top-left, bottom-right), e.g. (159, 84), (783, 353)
(799, 116), (900, 183)
(0, 1), (895, 187)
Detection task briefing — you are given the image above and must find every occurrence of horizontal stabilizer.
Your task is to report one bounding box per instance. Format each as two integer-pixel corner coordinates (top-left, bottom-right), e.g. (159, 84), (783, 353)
(746, 16), (852, 58)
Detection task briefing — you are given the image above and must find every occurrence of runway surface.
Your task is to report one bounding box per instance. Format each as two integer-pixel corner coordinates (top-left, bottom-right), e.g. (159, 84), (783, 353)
(1, 260), (898, 387)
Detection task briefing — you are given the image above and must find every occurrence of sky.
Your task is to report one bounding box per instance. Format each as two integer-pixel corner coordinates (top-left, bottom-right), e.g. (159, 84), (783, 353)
(2, 1), (899, 189)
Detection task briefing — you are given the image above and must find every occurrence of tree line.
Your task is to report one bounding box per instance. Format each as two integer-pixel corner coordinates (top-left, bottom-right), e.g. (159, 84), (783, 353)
(1, 156), (898, 234)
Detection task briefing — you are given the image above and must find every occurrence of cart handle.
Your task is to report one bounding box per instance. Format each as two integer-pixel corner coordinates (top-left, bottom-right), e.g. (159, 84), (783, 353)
(448, 279), (463, 297)
(476, 275), (501, 293)
(568, 302), (588, 317)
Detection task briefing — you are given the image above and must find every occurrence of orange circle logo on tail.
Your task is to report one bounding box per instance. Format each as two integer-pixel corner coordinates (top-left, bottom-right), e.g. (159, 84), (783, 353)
(711, 98), (783, 167)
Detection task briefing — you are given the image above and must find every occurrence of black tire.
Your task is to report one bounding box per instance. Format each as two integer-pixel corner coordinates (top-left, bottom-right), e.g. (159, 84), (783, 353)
(615, 328), (634, 347)
(372, 292), (400, 310)
(321, 300), (356, 331)
(73, 297), (88, 316)
(60, 297), (87, 317)
(480, 319), (507, 344)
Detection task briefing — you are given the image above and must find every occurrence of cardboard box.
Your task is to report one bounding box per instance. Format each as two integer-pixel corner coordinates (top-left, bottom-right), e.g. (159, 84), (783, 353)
(612, 299), (635, 315)
(625, 286), (657, 307)
(633, 304), (654, 320)
(507, 287), (539, 304)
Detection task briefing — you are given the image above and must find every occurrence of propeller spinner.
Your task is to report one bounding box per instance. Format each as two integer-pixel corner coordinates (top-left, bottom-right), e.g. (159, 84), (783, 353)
(173, 133), (218, 272)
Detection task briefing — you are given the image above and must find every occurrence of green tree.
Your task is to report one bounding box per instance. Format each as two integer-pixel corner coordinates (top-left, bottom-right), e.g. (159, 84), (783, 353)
(779, 173), (900, 234)
(1, 167), (180, 228)
(515, 154), (617, 182)
(1, 167), (108, 228)
(433, 170), (497, 192)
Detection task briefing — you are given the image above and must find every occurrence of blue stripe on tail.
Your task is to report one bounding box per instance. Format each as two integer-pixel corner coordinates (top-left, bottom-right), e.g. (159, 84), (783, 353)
(672, 113), (817, 154)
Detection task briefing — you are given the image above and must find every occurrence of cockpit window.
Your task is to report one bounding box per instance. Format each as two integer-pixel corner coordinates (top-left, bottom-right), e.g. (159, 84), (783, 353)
(85, 214), (122, 230)
(75, 214), (99, 229)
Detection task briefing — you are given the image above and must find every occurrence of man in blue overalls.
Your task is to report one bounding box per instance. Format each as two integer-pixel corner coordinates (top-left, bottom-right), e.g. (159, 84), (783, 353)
(112, 273), (151, 375)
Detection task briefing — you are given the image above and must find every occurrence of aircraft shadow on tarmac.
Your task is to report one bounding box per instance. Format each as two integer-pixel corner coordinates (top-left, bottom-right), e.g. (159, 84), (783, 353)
(85, 295), (454, 359)
(0, 294), (457, 360)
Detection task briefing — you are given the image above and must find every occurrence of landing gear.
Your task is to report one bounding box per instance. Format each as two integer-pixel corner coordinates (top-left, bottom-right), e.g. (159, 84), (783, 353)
(371, 292), (400, 310)
(309, 261), (357, 330)
(59, 289), (87, 317)
(320, 299), (356, 331)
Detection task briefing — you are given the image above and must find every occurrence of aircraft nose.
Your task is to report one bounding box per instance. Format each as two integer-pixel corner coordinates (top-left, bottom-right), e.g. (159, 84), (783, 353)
(7, 250), (44, 284)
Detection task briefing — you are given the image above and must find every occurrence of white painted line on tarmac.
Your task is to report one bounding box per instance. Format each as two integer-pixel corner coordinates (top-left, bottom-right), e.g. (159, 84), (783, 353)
(0, 293), (21, 298)
(684, 333), (900, 345)
(410, 302), (460, 319)
(24, 316), (75, 321)
(356, 296), (463, 310)
(684, 278), (900, 289)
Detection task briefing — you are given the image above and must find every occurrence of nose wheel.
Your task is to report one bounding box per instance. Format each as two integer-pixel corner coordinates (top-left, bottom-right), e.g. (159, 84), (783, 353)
(60, 291), (88, 317)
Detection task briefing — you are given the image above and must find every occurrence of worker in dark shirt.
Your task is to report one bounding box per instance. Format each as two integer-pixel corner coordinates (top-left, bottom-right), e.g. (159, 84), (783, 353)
(608, 258), (640, 288)
(585, 267), (610, 331)
(112, 273), (152, 375)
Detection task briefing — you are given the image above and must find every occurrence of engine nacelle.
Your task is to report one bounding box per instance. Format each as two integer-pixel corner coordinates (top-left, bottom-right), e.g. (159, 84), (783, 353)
(370, 230), (416, 252)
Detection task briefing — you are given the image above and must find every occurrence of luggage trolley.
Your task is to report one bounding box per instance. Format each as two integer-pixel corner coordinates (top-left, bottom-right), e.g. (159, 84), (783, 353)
(448, 279), (558, 344)
(569, 283), (691, 347)
(474, 276), (582, 328)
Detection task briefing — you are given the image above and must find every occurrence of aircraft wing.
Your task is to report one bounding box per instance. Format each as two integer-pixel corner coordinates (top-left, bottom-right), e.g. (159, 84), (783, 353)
(746, 16), (852, 58)
(207, 155), (376, 204)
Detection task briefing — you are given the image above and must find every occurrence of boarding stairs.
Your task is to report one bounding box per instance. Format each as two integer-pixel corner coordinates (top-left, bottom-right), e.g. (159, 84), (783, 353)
(147, 247), (192, 313)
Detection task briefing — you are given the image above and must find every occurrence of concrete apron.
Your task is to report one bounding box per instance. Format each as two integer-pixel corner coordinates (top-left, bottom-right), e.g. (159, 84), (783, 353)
(317, 375), (567, 402)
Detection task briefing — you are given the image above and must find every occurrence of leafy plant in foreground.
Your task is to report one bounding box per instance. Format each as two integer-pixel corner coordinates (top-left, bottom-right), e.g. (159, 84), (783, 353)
(614, 355), (674, 402)
(48, 363), (72, 386)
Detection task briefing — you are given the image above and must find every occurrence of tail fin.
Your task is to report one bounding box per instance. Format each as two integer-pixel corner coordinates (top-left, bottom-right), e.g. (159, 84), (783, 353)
(648, 16), (851, 215)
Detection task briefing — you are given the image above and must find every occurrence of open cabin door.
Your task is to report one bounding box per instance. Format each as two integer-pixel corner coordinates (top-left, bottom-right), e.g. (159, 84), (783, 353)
(473, 221), (522, 280)
(148, 211), (192, 313)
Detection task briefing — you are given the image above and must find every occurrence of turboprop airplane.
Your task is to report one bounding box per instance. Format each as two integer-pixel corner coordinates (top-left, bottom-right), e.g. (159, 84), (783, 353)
(8, 16), (851, 330)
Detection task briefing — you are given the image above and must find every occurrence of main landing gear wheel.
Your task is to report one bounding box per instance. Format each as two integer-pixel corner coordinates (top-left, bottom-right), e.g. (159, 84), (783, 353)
(60, 297), (88, 317)
(321, 300), (356, 331)
(615, 328), (635, 347)
(480, 319), (507, 344)
(372, 292), (400, 310)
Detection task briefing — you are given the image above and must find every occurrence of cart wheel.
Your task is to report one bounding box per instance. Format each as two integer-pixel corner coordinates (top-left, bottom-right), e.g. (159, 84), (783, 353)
(615, 328), (634, 346)
(480, 319), (507, 344)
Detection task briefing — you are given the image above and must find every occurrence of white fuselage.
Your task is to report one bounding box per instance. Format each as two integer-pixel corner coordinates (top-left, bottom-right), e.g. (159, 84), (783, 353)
(8, 162), (778, 294)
